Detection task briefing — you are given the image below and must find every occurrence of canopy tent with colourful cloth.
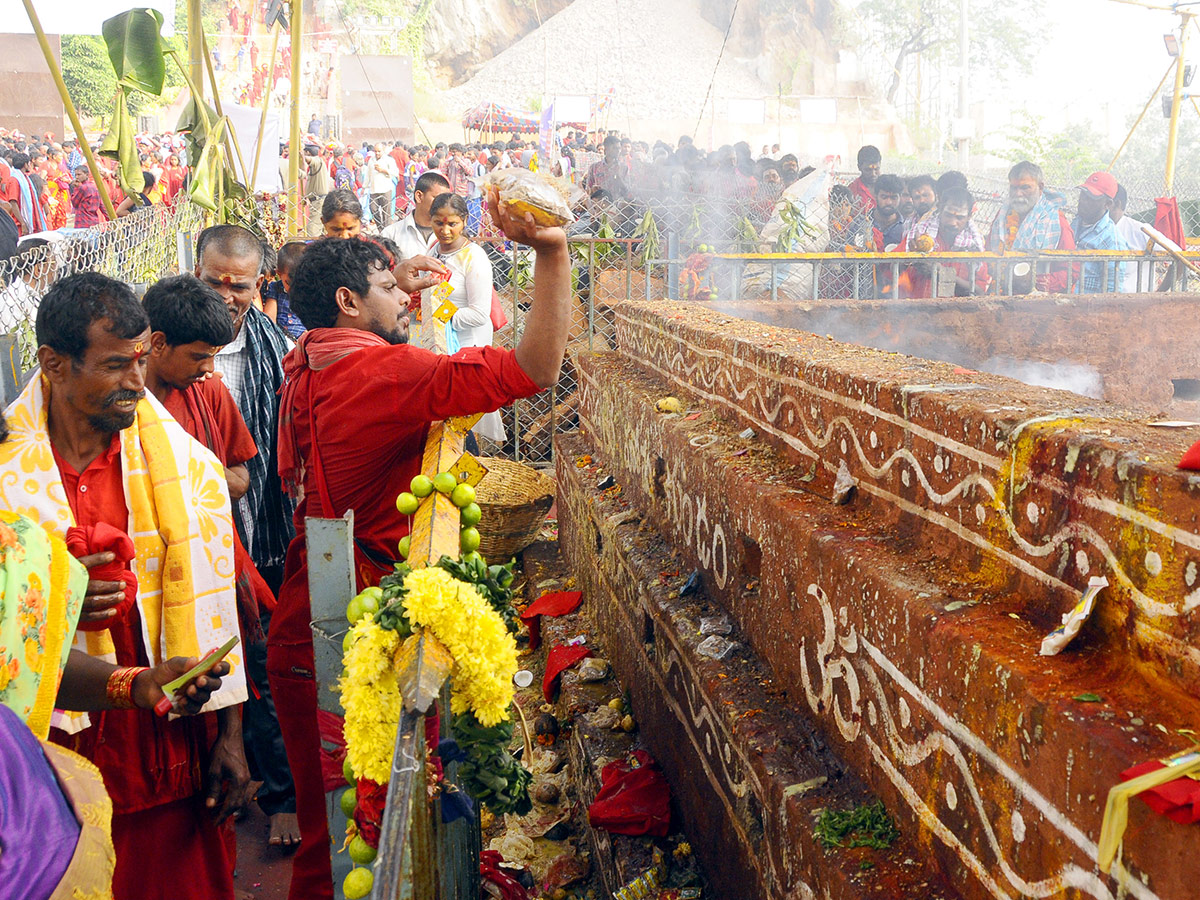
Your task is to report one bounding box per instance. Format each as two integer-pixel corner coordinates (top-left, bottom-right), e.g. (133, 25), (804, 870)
(462, 103), (541, 136)
(462, 90), (617, 138)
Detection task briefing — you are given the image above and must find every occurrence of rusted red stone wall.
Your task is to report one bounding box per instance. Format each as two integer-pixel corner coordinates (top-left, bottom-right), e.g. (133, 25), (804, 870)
(556, 299), (1200, 900)
(699, 294), (1200, 411)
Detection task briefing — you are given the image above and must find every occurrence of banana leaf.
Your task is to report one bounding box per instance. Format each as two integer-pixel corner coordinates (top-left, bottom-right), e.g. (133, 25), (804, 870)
(101, 8), (167, 96)
(98, 89), (144, 195)
(187, 118), (225, 212)
(176, 93), (220, 180)
(187, 117), (247, 216)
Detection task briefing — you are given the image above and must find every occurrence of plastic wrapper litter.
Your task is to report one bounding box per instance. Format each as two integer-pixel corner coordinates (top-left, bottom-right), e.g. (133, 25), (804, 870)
(481, 168), (581, 227)
(1039, 575), (1108, 656)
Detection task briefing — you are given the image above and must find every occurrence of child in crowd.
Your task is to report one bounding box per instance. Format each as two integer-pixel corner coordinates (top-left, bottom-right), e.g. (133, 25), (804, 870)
(321, 188), (363, 239)
(262, 240), (308, 340)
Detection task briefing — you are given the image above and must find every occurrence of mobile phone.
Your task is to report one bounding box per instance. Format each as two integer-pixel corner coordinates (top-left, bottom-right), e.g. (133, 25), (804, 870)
(154, 635), (240, 716)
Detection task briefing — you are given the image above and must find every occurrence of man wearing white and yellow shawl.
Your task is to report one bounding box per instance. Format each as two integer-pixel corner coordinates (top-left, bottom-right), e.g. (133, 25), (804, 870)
(0, 273), (250, 900)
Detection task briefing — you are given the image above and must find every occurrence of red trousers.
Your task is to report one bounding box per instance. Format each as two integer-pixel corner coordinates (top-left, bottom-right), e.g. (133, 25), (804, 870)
(267, 639), (334, 900)
(112, 795), (234, 900)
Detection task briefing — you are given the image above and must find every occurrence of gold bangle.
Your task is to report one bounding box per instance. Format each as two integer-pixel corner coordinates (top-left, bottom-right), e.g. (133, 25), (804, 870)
(105, 666), (149, 710)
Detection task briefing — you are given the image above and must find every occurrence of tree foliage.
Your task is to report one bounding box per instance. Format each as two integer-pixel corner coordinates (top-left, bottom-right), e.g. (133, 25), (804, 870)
(998, 114), (1107, 187)
(62, 31), (186, 121)
(854, 0), (1042, 105)
(62, 35), (126, 118)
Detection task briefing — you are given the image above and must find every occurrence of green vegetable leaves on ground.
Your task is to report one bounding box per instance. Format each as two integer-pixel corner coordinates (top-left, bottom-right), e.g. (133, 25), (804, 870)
(814, 801), (900, 850)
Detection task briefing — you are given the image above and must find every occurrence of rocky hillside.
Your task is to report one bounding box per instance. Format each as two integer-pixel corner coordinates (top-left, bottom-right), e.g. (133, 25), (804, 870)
(415, 0), (842, 119)
(422, 0), (574, 86)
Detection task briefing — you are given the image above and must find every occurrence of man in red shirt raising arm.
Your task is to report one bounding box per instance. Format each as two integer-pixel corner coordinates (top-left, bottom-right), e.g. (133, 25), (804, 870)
(267, 196), (570, 899)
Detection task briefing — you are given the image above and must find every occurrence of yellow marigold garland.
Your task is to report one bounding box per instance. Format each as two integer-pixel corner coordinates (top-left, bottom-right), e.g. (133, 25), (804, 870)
(340, 568), (519, 786)
(400, 567), (518, 727)
(339, 615), (401, 784)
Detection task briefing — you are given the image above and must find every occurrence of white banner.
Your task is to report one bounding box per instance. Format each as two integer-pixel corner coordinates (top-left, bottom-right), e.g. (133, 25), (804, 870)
(225, 101), (283, 194)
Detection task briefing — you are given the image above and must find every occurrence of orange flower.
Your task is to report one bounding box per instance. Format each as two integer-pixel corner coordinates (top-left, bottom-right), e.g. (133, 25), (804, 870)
(22, 586), (44, 618)
(0, 523), (20, 549)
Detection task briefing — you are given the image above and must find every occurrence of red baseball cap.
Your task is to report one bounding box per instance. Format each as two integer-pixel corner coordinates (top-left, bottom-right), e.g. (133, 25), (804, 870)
(1079, 171), (1118, 199)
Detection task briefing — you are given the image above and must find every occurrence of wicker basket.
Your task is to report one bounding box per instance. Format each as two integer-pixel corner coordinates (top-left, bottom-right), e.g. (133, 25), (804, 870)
(475, 457), (556, 561)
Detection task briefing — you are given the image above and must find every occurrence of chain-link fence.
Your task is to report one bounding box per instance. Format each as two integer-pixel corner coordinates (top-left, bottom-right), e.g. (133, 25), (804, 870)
(456, 165), (1200, 464)
(0, 195), (291, 384)
(0, 177), (1193, 467)
(479, 236), (637, 464)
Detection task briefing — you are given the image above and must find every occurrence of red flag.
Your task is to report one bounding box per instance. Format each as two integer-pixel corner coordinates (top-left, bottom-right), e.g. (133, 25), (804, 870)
(1154, 197), (1187, 250)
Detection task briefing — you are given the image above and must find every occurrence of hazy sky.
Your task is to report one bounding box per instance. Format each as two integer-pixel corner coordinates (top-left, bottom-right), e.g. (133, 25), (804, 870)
(0, 0), (176, 36)
(1024, 0), (1186, 138)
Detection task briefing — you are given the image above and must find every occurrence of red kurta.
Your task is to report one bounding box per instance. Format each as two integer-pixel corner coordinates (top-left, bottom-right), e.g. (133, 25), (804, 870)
(48, 434), (234, 900)
(268, 333), (541, 900)
(161, 377), (257, 469)
(849, 176), (876, 213)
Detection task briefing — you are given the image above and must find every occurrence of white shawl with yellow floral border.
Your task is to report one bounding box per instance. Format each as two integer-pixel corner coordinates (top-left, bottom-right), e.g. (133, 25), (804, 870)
(0, 374), (246, 732)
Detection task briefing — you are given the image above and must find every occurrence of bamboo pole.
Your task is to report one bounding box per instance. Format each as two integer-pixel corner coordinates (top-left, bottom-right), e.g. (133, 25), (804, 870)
(251, 24), (282, 192)
(187, 0), (204, 104)
(288, 0), (302, 234)
(201, 31), (252, 188)
(21, 0), (118, 221)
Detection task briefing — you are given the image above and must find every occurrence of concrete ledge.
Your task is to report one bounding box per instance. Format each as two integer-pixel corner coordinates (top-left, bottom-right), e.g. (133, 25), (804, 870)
(557, 432), (966, 900)
(697, 294), (1200, 410)
(567, 349), (1200, 900)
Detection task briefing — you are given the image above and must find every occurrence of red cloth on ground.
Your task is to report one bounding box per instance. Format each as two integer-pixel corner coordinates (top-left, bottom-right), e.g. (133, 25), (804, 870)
(543, 644), (592, 702)
(111, 794), (235, 900)
(520, 591), (583, 651)
(586, 750), (671, 837)
(1179, 440), (1200, 471)
(480, 850), (530, 900)
(1120, 759), (1200, 824)
(64, 522), (137, 631)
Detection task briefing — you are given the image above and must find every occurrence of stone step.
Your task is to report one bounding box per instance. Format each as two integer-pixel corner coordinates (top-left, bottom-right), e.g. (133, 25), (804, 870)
(556, 431), (968, 900)
(562, 349), (1200, 900)
(518, 540), (665, 896)
(608, 301), (1200, 698)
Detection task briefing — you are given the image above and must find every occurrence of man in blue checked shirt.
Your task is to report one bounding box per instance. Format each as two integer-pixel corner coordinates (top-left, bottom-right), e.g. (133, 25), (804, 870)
(1072, 171), (1128, 294)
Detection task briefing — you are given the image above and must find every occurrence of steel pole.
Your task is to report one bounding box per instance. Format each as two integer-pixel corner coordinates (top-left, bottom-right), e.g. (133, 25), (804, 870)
(1165, 15), (1190, 193)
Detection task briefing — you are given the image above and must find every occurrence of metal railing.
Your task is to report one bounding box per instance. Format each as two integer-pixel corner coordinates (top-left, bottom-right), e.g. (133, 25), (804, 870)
(644, 247), (1200, 303)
